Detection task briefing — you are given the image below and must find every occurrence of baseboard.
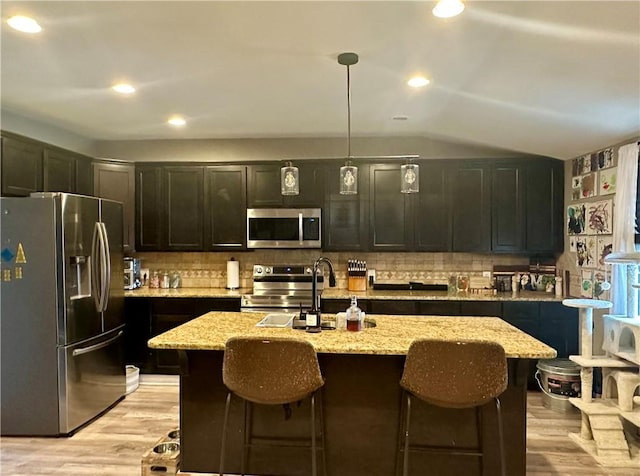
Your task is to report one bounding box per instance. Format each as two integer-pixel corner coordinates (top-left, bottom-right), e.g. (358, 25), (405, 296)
(140, 374), (180, 386)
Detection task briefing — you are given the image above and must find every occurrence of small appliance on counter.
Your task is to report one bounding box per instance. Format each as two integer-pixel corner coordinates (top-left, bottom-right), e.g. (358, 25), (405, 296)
(124, 257), (142, 290)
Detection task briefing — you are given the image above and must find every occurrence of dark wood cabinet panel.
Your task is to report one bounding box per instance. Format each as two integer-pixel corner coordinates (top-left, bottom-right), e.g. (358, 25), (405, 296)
(538, 302), (578, 357)
(323, 162), (367, 251)
(135, 165), (163, 250)
(492, 161), (525, 252)
(132, 297), (241, 374)
(164, 167), (204, 250)
(1, 135), (43, 196)
(368, 299), (416, 315)
(321, 298), (369, 314)
(450, 161), (491, 252)
(247, 165), (282, 207)
(43, 148), (76, 193)
(205, 166), (247, 250)
(94, 161), (135, 252)
(414, 161), (452, 251)
(417, 300), (461, 316)
(459, 301), (501, 317)
(525, 160), (564, 253)
(247, 163), (325, 208)
(369, 164), (412, 250)
(75, 156), (94, 195)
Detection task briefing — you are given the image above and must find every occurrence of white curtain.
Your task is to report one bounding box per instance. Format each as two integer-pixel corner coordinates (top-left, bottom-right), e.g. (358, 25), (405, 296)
(611, 141), (639, 316)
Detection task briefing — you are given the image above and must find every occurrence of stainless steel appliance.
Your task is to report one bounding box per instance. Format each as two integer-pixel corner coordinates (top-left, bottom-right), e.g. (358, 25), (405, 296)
(1, 193), (125, 436)
(247, 208), (321, 249)
(124, 257), (141, 290)
(241, 264), (324, 312)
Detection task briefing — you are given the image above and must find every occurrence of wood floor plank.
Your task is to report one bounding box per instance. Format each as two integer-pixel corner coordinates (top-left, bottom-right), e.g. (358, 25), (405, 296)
(2, 386), (638, 475)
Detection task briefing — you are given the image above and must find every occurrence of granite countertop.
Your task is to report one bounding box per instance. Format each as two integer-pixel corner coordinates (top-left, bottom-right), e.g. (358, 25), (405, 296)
(126, 286), (564, 302)
(147, 311), (556, 359)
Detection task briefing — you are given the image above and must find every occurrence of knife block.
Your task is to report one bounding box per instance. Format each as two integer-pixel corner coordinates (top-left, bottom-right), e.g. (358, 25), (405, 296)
(348, 276), (367, 292)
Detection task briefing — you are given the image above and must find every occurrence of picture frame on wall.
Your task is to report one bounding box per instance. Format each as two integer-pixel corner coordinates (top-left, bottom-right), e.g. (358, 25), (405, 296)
(586, 199), (613, 234)
(567, 203), (587, 235)
(598, 167), (617, 195)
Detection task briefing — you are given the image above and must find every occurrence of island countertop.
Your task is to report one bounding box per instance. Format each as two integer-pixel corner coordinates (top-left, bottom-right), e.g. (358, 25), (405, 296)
(147, 311), (556, 359)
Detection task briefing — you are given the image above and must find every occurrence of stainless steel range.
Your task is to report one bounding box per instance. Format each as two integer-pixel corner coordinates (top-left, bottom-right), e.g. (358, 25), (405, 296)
(241, 264), (324, 313)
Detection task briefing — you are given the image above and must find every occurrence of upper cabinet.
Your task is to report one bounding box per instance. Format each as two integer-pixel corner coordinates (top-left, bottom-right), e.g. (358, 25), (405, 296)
(450, 161), (492, 252)
(369, 164), (413, 251)
(94, 161), (135, 253)
(323, 162), (368, 251)
(136, 163), (247, 251)
(1, 134), (44, 196)
(247, 162), (325, 208)
(1, 132), (94, 197)
(205, 166), (247, 250)
(414, 161), (452, 251)
(491, 158), (564, 254)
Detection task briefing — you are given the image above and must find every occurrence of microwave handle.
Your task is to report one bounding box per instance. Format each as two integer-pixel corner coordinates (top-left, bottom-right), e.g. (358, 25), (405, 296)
(298, 212), (304, 245)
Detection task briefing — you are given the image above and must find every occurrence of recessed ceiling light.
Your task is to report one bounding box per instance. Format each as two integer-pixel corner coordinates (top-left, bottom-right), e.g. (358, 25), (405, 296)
(407, 76), (430, 88)
(168, 116), (186, 127)
(112, 83), (136, 95)
(432, 0), (465, 19)
(7, 15), (42, 33)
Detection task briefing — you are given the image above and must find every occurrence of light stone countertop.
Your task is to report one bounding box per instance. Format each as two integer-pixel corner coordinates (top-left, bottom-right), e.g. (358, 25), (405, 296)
(126, 287), (564, 302)
(147, 311), (557, 359)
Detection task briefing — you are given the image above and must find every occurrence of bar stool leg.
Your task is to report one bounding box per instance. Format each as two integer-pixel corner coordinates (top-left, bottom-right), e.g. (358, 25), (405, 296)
(241, 400), (252, 476)
(402, 393), (412, 476)
(495, 397), (506, 476)
(311, 392), (318, 476)
(219, 392), (232, 476)
(318, 389), (328, 476)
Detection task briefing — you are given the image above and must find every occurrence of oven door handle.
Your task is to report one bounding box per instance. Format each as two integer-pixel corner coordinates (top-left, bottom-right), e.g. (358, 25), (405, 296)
(298, 212), (303, 245)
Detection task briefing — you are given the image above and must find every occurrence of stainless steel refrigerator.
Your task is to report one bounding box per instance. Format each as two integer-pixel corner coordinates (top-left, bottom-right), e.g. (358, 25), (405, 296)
(1, 193), (125, 436)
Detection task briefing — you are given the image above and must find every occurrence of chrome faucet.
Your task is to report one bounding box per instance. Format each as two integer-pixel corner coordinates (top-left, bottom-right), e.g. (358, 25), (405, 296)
(311, 257), (336, 311)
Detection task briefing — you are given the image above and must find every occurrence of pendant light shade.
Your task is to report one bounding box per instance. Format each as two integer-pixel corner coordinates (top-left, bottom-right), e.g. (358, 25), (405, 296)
(281, 161), (299, 195)
(338, 52), (359, 195)
(401, 162), (420, 194)
(340, 162), (358, 195)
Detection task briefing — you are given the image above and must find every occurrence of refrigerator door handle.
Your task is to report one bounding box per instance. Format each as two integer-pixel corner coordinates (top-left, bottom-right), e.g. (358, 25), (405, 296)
(91, 221), (102, 312)
(98, 222), (111, 312)
(71, 330), (123, 357)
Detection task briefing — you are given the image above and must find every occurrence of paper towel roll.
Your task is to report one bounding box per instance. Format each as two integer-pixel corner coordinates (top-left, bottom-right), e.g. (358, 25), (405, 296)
(226, 258), (239, 289)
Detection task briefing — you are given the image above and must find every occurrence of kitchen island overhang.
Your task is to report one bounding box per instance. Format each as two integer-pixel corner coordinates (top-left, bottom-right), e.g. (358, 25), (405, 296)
(149, 312), (556, 476)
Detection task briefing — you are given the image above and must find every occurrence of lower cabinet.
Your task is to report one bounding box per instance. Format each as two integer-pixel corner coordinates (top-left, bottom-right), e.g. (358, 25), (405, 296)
(124, 297), (241, 374)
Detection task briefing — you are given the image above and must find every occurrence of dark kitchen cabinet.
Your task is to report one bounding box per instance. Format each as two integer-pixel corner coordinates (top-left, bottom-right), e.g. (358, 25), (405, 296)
(43, 148), (76, 193)
(75, 155), (94, 195)
(414, 161), (452, 251)
(525, 160), (564, 253)
(492, 161), (525, 252)
(205, 165), (247, 250)
(450, 161), (492, 252)
(164, 166), (204, 250)
(247, 162), (325, 208)
(321, 298), (369, 314)
(538, 302), (578, 358)
(94, 161), (135, 253)
(1, 134), (43, 196)
(369, 164), (413, 250)
(323, 162), (368, 251)
(135, 165), (163, 250)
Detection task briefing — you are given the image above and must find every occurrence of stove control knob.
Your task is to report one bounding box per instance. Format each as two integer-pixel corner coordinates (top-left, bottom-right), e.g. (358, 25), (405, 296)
(305, 267), (312, 275)
(254, 266), (263, 275)
(265, 267), (273, 274)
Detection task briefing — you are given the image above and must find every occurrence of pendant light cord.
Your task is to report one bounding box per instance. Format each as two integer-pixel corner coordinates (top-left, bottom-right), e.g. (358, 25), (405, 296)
(346, 63), (352, 159)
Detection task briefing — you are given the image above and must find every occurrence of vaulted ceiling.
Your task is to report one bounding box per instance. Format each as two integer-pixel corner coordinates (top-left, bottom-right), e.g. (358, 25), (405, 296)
(2, 1), (639, 159)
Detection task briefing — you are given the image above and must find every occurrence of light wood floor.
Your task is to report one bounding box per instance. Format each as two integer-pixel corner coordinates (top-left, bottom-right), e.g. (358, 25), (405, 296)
(1, 384), (638, 475)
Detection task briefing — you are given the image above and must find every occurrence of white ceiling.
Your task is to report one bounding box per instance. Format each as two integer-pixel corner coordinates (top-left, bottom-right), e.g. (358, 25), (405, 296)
(1, 1), (639, 160)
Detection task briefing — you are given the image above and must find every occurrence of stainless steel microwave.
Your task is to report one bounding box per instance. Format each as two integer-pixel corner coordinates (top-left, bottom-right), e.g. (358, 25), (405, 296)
(247, 208), (321, 249)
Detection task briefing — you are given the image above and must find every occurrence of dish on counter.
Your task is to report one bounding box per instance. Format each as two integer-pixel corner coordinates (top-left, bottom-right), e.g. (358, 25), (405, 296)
(255, 313), (296, 328)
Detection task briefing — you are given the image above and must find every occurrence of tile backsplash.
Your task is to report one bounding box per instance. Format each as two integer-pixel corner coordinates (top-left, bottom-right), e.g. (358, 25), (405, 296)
(133, 251), (530, 289)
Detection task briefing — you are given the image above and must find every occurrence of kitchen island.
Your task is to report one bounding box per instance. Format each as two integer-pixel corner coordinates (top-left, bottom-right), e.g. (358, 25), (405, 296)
(148, 312), (555, 476)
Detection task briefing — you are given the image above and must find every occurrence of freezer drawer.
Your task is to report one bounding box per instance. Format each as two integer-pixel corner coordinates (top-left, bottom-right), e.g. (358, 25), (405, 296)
(58, 328), (125, 434)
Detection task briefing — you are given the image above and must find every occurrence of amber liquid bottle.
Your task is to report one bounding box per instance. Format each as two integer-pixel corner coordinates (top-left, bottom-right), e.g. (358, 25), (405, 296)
(346, 296), (362, 332)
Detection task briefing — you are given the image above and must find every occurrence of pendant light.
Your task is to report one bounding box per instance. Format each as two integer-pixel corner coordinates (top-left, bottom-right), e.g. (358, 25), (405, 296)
(338, 52), (359, 195)
(281, 161), (299, 195)
(401, 159), (420, 194)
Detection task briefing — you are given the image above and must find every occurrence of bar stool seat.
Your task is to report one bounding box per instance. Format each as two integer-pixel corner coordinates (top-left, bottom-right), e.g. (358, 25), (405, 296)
(219, 336), (326, 476)
(397, 339), (508, 476)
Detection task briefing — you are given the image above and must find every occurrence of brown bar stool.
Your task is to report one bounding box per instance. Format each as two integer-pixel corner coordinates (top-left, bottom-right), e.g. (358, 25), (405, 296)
(219, 336), (326, 476)
(397, 339), (508, 476)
